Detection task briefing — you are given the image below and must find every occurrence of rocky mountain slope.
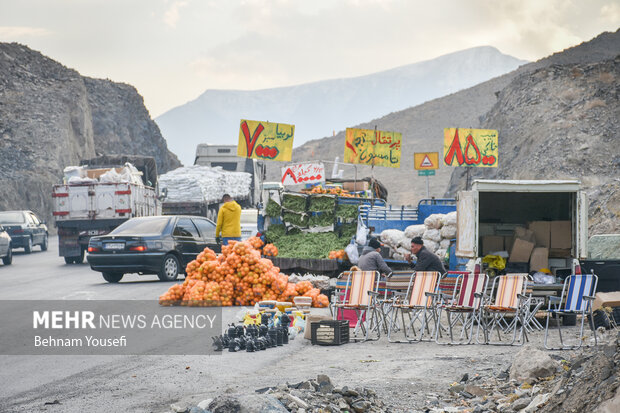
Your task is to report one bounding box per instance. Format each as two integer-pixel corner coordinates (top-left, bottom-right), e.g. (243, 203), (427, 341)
(446, 56), (620, 234)
(156, 46), (527, 165)
(275, 29), (620, 222)
(0, 43), (180, 226)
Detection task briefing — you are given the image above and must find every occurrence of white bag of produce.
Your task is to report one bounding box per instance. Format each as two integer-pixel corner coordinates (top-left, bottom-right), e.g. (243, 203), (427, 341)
(443, 211), (457, 226)
(398, 237), (412, 249)
(404, 224), (426, 238)
(345, 243), (359, 265)
(396, 246), (410, 256)
(423, 239), (439, 253)
(394, 253), (405, 261)
(424, 213), (445, 229)
(440, 225), (457, 239)
(423, 228), (441, 243)
(436, 248), (447, 259)
(440, 239), (451, 250)
(100, 168), (122, 183)
(380, 229), (406, 249)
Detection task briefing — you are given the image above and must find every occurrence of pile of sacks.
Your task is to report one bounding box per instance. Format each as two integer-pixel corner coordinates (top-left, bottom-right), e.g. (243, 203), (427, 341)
(159, 165), (252, 204)
(380, 212), (457, 260)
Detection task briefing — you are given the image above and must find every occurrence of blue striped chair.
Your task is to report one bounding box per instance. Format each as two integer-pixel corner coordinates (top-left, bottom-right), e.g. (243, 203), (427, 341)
(544, 273), (598, 350)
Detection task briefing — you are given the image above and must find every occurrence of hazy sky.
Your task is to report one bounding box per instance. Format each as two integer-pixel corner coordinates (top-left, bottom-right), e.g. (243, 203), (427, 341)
(1, 0), (618, 117)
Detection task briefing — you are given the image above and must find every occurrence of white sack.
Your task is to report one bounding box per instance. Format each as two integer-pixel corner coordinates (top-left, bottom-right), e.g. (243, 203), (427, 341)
(440, 239), (451, 250)
(422, 240), (439, 253)
(424, 213), (445, 229)
(436, 248), (447, 259)
(404, 224), (426, 239)
(380, 229), (407, 250)
(423, 228), (442, 243)
(440, 225), (457, 239)
(443, 211), (457, 226)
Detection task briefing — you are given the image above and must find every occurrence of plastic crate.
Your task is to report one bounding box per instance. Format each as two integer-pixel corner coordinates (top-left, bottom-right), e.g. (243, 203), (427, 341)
(311, 320), (350, 346)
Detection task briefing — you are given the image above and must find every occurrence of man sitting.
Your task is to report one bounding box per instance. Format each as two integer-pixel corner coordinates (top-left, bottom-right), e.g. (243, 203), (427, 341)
(357, 237), (392, 275)
(405, 236), (445, 273)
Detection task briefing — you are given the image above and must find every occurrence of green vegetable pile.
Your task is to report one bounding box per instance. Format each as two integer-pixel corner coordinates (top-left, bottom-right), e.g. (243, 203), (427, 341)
(264, 224), (286, 243)
(308, 212), (334, 227)
(273, 232), (351, 259)
(265, 198), (282, 217)
(336, 204), (359, 220)
(339, 222), (357, 240)
(308, 195), (336, 212)
(282, 193), (307, 212)
(283, 211), (309, 227)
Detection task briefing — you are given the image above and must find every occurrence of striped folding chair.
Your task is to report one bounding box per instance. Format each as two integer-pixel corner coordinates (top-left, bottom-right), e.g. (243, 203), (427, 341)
(477, 274), (530, 346)
(377, 271), (412, 334)
(388, 271), (442, 343)
(544, 273), (598, 350)
(332, 270), (381, 342)
(435, 272), (488, 345)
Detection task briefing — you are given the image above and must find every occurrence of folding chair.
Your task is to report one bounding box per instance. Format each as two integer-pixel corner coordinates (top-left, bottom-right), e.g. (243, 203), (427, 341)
(388, 271), (442, 343)
(435, 272), (488, 345)
(544, 273), (598, 350)
(377, 271), (412, 334)
(477, 274), (530, 346)
(332, 271), (381, 342)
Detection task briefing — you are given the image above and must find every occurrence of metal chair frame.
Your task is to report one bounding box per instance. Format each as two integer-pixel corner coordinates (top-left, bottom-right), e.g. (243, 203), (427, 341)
(543, 273), (598, 350)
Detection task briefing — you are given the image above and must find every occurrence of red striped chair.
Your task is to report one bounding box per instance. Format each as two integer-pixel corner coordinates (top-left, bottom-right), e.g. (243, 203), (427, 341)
(477, 274), (530, 345)
(435, 272), (488, 345)
(332, 271), (381, 342)
(388, 271), (442, 343)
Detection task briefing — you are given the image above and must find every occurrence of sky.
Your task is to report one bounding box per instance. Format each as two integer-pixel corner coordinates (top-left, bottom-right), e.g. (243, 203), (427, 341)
(1, 0), (618, 118)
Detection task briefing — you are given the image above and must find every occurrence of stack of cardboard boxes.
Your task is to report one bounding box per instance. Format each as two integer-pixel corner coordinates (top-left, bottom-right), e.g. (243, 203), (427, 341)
(481, 221), (572, 273)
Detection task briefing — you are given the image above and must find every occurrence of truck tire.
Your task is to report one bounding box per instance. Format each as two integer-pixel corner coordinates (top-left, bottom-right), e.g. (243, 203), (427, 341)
(73, 249), (85, 264)
(102, 272), (124, 283)
(24, 237), (32, 254)
(2, 246), (12, 265)
(64, 256), (74, 264)
(158, 254), (180, 281)
(589, 309), (610, 331)
(40, 234), (48, 251)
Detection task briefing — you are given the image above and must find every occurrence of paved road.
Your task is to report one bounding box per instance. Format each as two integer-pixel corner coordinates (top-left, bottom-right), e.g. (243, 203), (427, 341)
(0, 238), (312, 412)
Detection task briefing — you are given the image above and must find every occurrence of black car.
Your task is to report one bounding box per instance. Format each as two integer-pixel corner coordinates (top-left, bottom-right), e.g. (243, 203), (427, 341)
(87, 215), (219, 283)
(0, 210), (48, 253)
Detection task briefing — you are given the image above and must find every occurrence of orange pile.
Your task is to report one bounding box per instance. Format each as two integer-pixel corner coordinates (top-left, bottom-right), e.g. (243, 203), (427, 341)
(262, 243), (278, 257)
(328, 249), (347, 260)
(159, 237), (329, 308)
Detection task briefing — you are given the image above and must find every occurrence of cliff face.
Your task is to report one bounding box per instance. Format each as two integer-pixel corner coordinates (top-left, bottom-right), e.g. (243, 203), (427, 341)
(0, 43), (180, 227)
(445, 56), (620, 234)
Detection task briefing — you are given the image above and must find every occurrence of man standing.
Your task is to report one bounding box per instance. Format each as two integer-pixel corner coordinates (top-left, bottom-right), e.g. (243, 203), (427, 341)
(406, 236), (445, 273)
(357, 237), (392, 275)
(215, 194), (241, 245)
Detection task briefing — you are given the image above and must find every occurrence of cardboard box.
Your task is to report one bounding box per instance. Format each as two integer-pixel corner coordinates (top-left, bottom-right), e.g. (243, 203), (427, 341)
(85, 167), (123, 179)
(482, 235), (504, 256)
(304, 315), (332, 340)
(549, 248), (571, 258)
(514, 226), (536, 244)
(550, 221), (572, 249)
(509, 238), (535, 263)
(343, 181), (369, 192)
(529, 247), (549, 272)
(528, 221), (551, 248)
(504, 236), (514, 253)
(592, 292), (620, 312)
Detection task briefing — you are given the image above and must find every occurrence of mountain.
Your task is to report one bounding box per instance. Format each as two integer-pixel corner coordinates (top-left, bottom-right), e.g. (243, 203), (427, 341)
(156, 46), (527, 165)
(275, 29), (620, 217)
(0, 43), (180, 226)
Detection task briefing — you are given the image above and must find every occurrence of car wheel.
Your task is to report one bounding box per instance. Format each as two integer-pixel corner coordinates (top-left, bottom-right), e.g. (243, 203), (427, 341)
(102, 272), (124, 283)
(2, 247), (12, 265)
(158, 254), (180, 281)
(24, 237), (32, 254)
(41, 234), (48, 251)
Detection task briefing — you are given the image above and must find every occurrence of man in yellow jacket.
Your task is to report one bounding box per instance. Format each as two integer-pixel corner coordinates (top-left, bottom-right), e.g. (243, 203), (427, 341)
(215, 194), (241, 245)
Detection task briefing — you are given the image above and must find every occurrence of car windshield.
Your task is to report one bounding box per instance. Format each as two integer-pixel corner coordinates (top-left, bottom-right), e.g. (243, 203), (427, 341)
(110, 217), (170, 236)
(0, 212), (25, 224)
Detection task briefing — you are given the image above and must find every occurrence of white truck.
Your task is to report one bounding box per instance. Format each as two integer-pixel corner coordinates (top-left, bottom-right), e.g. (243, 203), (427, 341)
(455, 179), (588, 313)
(52, 156), (160, 264)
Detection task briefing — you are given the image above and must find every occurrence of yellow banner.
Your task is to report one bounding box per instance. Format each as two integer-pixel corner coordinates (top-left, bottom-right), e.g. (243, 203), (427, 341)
(414, 152), (439, 170)
(237, 119), (295, 162)
(344, 128), (401, 168)
(443, 128), (498, 167)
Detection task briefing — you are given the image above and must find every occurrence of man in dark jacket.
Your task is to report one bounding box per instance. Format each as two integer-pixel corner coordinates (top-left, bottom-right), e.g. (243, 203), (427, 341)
(357, 237), (392, 275)
(406, 236), (445, 273)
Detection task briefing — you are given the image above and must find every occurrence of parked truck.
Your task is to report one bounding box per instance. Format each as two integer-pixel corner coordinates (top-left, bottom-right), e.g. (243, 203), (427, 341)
(52, 155), (160, 264)
(161, 144), (264, 221)
(455, 179), (588, 309)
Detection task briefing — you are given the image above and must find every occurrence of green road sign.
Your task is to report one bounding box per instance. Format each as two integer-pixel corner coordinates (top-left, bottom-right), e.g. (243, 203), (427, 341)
(418, 170), (435, 176)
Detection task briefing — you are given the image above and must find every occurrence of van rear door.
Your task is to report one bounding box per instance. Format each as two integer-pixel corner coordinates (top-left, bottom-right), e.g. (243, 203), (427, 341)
(575, 190), (588, 259)
(456, 190), (478, 258)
